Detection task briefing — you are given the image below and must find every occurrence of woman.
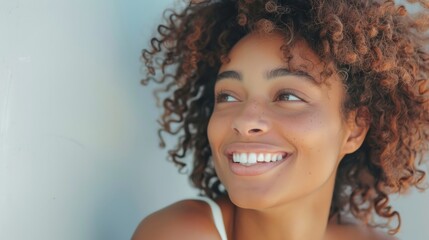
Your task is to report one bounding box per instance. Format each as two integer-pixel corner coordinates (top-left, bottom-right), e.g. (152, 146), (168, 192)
(133, 0), (429, 239)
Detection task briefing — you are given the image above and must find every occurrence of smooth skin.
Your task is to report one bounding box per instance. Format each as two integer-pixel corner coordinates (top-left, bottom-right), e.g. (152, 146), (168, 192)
(133, 33), (397, 240)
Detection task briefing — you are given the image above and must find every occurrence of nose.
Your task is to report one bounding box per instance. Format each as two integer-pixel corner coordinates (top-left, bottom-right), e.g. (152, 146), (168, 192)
(232, 102), (270, 136)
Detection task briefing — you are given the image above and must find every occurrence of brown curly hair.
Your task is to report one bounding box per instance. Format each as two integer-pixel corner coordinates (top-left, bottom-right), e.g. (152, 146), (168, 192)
(142, 0), (429, 234)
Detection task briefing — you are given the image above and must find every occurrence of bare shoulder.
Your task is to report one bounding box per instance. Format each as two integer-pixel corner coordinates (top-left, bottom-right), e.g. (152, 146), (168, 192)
(327, 218), (399, 240)
(131, 199), (221, 240)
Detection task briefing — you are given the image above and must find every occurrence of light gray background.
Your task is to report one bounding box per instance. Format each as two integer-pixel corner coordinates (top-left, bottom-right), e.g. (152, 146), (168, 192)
(0, 0), (427, 239)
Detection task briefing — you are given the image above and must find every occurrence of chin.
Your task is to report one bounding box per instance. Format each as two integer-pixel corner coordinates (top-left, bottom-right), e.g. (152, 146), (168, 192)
(227, 187), (280, 210)
(229, 195), (268, 210)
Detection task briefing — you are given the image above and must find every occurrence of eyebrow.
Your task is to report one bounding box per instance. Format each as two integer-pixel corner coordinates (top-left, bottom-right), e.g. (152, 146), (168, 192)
(216, 70), (242, 81)
(216, 67), (317, 84)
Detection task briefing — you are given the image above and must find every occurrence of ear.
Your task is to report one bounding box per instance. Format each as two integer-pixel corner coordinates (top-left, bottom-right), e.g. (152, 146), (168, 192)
(342, 107), (370, 155)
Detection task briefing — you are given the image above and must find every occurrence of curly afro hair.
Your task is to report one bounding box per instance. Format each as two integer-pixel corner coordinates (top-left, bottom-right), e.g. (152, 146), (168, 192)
(142, 0), (429, 234)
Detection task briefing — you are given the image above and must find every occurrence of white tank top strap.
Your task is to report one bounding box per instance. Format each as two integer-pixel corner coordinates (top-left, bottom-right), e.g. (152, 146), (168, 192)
(193, 196), (228, 240)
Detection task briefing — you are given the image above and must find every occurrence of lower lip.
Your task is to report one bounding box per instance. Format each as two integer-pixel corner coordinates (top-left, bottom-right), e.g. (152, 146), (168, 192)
(228, 155), (291, 176)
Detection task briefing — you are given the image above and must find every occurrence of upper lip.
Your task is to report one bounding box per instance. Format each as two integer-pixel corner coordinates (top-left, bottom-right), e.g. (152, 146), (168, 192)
(223, 142), (290, 156)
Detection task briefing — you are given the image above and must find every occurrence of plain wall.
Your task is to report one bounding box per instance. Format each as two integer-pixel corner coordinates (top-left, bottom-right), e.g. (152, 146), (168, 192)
(0, 0), (196, 239)
(0, 0), (427, 239)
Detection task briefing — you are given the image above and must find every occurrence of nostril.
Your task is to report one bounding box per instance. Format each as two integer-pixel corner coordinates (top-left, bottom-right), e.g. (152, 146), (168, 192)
(248, 128), (262, 134)
(233, 128), (262, 135)
(232, 123), (268, 136)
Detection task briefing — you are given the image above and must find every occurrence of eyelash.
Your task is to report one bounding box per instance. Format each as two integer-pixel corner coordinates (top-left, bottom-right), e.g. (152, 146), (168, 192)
(215, 90), (238, 103)
(274, 90), (303, 102)
(215, 90), (304, 103)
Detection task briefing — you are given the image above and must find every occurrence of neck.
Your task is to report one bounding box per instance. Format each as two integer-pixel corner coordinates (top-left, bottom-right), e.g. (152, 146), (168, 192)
(232, 175), (336, 240)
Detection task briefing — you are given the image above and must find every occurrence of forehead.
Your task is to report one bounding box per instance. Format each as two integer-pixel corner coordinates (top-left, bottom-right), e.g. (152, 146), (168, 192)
(220, 32), (329, 83)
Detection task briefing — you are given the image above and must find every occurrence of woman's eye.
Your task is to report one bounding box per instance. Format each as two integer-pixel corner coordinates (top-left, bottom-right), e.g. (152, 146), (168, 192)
(216, 92), (238, 103)
(275, 92), (302, 102)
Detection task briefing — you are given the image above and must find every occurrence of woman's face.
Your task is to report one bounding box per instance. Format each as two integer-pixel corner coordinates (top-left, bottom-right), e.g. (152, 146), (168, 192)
(207, 32), (362, 209)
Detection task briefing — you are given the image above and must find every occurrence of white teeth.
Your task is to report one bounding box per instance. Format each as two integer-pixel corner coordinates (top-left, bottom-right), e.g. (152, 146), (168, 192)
(264, 153), (271, 162)
(231, 152), (285, 165)
(257, 153), (264, 162)
(271, 154), (278, 162)
(239, 153), (247, 164)
(248, 153), (257, 164)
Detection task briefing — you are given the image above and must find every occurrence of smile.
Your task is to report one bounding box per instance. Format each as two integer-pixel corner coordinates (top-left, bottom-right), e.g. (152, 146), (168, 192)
(231, 152), (287, 166)
(223, 143), (292, 176)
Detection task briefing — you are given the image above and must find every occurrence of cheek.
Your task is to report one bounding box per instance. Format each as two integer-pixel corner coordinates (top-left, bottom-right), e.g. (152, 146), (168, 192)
(279, 110), (345, 165)
(207, 113), (232, 182)
(207, 113), (228, 152)
(269, 112), (344, 197)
